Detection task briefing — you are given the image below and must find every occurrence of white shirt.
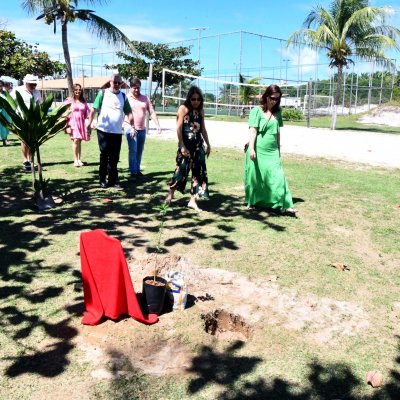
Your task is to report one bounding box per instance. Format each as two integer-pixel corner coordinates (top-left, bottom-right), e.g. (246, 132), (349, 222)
(96, 89), (126, 134)
(12, 85), (42, 110)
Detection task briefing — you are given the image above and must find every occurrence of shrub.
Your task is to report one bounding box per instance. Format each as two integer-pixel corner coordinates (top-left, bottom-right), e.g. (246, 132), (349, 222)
(281, 108), (304, 121)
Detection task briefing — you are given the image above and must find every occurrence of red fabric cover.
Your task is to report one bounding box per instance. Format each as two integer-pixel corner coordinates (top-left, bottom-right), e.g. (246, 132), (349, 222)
(80, 229), (158, 325)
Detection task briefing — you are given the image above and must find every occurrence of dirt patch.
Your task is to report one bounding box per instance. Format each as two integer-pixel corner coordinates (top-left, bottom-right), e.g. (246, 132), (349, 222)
(129, 250), (369, 341)
(202, 309), (253, 341)
(76, 251), (370, 379)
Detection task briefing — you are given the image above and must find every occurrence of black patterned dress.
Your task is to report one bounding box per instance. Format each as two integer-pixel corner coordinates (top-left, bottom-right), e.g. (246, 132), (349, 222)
(169, 109), (209, 198)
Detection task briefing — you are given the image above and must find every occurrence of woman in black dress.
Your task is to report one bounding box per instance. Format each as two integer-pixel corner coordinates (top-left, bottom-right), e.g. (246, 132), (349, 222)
(165, 86), (211, 211)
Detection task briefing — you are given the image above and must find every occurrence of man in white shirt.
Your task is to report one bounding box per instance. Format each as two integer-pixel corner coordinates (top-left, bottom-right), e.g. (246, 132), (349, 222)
(87, 74), (134, 189)
(13, 74), (43, 170)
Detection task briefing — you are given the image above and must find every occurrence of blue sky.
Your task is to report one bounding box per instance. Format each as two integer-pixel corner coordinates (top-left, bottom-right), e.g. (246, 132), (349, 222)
(2, 0), (400, 84)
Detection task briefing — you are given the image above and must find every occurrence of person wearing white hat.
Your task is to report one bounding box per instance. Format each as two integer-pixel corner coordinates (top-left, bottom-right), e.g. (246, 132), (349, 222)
(13, 74), (43, 170)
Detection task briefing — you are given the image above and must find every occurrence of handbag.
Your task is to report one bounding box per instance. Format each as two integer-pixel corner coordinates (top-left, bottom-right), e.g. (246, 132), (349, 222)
(244, 142), (249, 153)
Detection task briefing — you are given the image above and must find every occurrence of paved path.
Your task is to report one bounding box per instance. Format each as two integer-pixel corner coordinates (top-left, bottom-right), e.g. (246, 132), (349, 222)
(149, 118), (400, 169)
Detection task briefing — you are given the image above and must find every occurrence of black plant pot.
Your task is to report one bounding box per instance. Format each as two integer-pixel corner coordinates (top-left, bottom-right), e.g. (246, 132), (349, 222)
(142, 276), (167, 315)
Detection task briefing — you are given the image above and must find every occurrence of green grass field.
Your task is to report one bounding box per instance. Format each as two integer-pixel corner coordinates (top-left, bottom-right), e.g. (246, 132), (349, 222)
(0, 130), (399, 399)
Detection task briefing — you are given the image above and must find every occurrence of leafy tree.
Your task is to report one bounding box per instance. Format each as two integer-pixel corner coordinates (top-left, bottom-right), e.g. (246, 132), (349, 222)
(107, 41), (201, 99)
(287, 0), (400, 129)
(204, 92), (215, 103)
(30, 50), (65, 78)
(0, 92), (70, 209)
(0, 29), (64, 79)
(22, 0), (136, 93)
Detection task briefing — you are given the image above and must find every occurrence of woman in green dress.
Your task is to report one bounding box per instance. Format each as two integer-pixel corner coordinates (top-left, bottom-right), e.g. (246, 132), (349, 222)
(165, 86), (211, 211)
(244, 84), (296, 216)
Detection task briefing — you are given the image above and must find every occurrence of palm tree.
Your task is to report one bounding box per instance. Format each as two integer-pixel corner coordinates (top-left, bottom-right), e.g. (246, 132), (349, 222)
(239, 74), (262, 105)
(22, 0), (136, 94)
(286, 0), (400, 129)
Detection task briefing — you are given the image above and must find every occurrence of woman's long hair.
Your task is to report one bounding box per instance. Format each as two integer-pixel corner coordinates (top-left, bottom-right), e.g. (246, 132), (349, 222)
(70, 83), (85, 102)
(183, 85), (204, 112)
(261, 84), (282, 114)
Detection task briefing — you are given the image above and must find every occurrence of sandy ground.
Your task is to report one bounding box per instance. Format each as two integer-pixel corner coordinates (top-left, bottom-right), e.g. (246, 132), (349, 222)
(149, 118), (400, 169)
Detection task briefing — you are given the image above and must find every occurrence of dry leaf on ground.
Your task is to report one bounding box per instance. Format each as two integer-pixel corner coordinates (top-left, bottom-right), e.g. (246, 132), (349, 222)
(330, 262), (350, 271)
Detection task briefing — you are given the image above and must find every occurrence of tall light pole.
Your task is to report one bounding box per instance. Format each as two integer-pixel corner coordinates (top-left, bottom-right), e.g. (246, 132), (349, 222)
(283, 59), (290, 84)
(80, 69), (85, 89)
(90, 47), (96, 77)
(190, 27), (208, 65)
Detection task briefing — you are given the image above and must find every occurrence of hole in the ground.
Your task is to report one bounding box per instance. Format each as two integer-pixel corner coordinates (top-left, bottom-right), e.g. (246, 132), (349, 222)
(202, 309), (252, 340)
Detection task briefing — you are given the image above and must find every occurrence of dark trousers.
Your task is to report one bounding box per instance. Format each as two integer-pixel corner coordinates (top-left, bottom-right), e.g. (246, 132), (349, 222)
(97, 129), (122, 185)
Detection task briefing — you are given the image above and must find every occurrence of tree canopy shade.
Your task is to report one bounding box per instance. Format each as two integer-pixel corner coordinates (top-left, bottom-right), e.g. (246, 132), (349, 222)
(0, 29), (65, 79)
(286, 0), (400, 129)
(107, 41), (201, 98)
(22, 0), (137, 94)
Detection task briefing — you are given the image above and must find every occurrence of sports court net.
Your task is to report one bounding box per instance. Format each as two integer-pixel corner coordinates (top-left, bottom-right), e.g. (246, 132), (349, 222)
(161, 68), (307, 117)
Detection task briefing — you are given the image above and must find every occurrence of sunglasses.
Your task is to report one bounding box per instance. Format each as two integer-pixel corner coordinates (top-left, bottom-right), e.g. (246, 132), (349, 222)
(269, 96), (281, 101)
(190, 97), (201, 102)
(112, 81), (122, 85)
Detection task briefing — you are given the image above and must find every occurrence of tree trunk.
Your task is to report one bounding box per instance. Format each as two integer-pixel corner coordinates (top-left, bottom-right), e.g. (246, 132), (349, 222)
(153, 82), (160, 100)
(30, 150), (36, 191)
(61, 20), (74, 95)
(331, 65), (343, 130)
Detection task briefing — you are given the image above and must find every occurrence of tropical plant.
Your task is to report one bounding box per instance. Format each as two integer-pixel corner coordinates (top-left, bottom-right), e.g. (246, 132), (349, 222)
(107, 41), (201, 99)
(239, 73), (262, 105)
(22, 0), (136, 94)
(286, 0), (400, 129)
(0, 92), (70, 209)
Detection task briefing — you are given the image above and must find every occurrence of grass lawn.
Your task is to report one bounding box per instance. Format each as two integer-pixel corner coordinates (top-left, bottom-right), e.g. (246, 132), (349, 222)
(0, 131), (399, 399)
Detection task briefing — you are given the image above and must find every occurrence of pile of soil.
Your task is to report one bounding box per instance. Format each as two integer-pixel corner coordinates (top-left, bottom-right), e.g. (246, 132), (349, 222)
(358, 105), (400, 127)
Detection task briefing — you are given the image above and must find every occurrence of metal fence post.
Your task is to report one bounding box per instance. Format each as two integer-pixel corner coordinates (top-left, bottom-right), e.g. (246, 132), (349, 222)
(146, 62), (153, 134)
(307, 78), (312, 128)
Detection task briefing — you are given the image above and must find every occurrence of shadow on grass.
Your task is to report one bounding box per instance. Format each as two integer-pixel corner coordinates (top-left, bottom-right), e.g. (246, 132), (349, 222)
(97, 339), (400, 399)
(186, 340), (400, 400)
(0, 157), (291, 379)
(334, 125), (400, 135)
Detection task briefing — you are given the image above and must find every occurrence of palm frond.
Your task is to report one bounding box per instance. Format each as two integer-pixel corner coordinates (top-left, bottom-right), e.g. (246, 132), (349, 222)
(82, 13), (138, 56)
(21, 0), (45, 15)
(15, 91), (31, 119)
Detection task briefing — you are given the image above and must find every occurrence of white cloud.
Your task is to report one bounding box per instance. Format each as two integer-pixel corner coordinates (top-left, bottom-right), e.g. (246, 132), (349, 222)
(4, 16), (187, 78)
(117, 23), (185, 43)
(5, 17), (185, 59)
(280, 46), (321, 79)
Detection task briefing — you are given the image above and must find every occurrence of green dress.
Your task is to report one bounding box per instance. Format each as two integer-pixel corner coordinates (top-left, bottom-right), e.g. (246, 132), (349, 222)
(244, 106), (294, 210)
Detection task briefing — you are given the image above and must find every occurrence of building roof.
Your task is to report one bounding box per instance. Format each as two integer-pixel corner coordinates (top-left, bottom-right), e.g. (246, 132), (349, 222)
(37, 76), (129, 90)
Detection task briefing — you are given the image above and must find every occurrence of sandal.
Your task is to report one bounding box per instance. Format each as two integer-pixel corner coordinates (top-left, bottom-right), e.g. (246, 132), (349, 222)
(282, 208), (297, 216)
